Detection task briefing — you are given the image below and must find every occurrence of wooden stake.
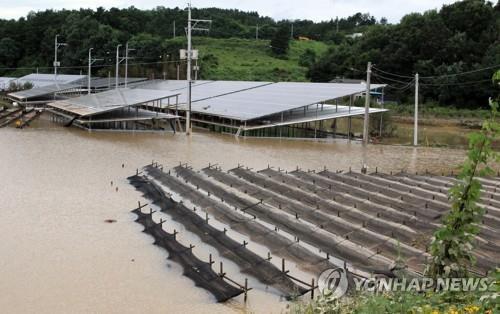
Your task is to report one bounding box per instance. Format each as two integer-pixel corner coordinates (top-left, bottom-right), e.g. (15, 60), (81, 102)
(311, 278), (315, 299)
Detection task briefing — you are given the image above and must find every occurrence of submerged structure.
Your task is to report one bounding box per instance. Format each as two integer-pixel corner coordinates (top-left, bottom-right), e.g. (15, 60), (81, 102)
(131, 203), (245, 302)
(137, 80), (387, 139)
(129, 163), (499, 302)
(46, 88), (181, 131)
(4, 72), (387, 138)
(5, 74), (148, 106)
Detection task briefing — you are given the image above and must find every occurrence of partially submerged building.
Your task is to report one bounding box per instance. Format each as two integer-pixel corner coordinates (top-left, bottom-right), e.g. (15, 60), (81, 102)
(6, 73), (387, 139)
(136, 80), (387, 139)
(6, 74), (148, 106)
(46, 88), (181, 132)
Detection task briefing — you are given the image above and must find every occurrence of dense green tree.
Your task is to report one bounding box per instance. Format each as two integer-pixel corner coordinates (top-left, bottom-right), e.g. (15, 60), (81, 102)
(308, 0), (499, 107)
(270, 25), (290, 56)
(0, 2), (497, 107)
(0, 38), (20, 68)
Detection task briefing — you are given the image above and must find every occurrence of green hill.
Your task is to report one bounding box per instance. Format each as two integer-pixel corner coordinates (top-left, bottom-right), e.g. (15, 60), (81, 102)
(169, 37), (329, 82)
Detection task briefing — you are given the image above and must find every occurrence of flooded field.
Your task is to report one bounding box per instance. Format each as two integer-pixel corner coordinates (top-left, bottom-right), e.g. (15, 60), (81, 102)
(0, 115), (471, 313)
(381, 121), (474, 147)
(336, 116), (475, 147)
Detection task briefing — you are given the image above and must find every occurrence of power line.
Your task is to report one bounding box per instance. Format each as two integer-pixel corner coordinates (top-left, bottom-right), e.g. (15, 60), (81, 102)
(419, 79), (493, 86)
(372, 66), (414, 79)
(372, 64), (499, 80)
(383, 80), (415, 91)
(371, 72), (413, 85)
(420, 65), (500, 79)
(0, 59), (187, 71)
(370, 67), (495, 87)
(372, 75), (415, 91)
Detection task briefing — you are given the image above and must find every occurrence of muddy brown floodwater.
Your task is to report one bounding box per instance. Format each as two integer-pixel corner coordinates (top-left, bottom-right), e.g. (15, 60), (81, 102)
(0, 116), (469, 313)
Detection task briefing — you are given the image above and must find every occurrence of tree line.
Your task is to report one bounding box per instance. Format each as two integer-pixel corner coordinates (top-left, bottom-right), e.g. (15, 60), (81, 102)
(0, 1), (498, 107)
(308, 0), (499, 108)
(0, 6), (379, 75)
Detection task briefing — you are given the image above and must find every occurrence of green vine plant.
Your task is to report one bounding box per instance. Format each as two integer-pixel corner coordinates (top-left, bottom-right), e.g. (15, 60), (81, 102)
(427, 71), (500, 278)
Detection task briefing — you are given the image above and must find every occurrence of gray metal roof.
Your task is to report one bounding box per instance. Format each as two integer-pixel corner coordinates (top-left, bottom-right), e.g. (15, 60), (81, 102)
(137, 80), (212, 93)
(15, 74), (87, 88)
(48, 88), (180, 117)
(76, 109), (179, 124)
(89, 77), (149, 89)
(190, 82), (385, 121)
(0, 77), (15, 90)
(243, 105), (388, 130)
(8, 83), (79, 100)
(139, 80), (271, 103)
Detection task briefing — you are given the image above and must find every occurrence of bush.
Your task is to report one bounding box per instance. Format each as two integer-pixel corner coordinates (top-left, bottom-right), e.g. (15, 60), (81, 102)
(298, 49), (316, 67)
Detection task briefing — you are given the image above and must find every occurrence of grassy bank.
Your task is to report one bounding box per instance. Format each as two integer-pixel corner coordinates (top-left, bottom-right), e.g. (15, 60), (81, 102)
(187, 37), (329, 81)
(385, 103), (491, 122)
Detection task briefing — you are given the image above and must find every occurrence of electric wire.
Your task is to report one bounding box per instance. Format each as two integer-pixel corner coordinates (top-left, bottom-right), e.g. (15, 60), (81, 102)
(372, 64), (499, 80)
(371, 72), (414, 85)
(0, 59), (187, 71)
(419, 79), (493, 87)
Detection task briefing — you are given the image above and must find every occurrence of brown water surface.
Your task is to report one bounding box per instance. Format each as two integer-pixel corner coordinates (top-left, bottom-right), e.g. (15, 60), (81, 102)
(0, 117), (468, 313)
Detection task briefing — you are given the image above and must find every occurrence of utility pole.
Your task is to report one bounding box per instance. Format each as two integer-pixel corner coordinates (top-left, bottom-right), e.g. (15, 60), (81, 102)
(125, 42), (129, 88)
(54, 35), (67, 80)
(291, 23), (294, 39)
(54, 35), (58, 77)
(173, 21), (176, 38)
(414, 73), (419, 146)
(186, 4), (192, 134)
(363, 61), (372, 145)
(185, 3), (211, 135)
(115, 44), (122, 89)
(114, 44), (128, 89)
(88, 48), (103, 94)
(124, 42), (135, 88)
(256, 24), (259, 40)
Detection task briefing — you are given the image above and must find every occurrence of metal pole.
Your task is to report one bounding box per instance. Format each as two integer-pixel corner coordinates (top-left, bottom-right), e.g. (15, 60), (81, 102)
(186, 3), (193, 135)
(194, 59), (198, 81)
(379, 87), (385, 137)
(54, 35), (58, 78)
(363, 61), (372, 145)
(125, 42), (129, 88)
(115, 44), (122, 89)
(413, 73), (419, 146)
(173, 20), (176, 38)
(88, 48), (93, 95)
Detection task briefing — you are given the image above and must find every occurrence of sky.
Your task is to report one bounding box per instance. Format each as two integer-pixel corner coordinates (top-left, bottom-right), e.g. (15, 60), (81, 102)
(0, 0), (460, 23)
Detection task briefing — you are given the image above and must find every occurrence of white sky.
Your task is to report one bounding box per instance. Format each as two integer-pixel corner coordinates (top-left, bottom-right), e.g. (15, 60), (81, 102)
(0, 0), (460, 23)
